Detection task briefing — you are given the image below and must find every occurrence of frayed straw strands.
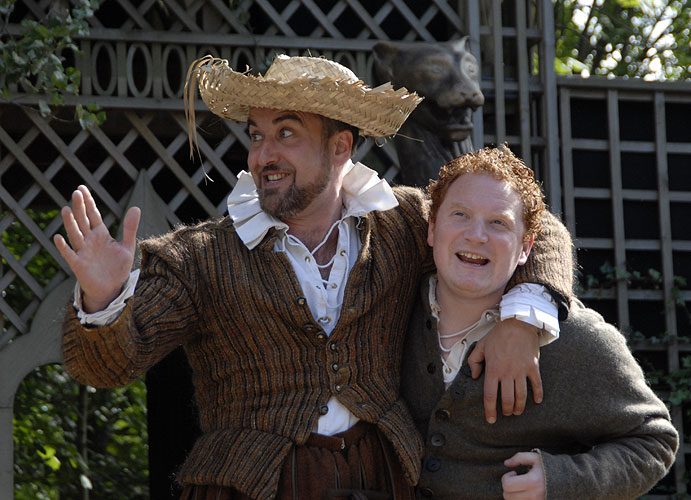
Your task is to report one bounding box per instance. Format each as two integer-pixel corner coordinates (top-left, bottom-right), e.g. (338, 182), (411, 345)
(184, 54), (423, 158)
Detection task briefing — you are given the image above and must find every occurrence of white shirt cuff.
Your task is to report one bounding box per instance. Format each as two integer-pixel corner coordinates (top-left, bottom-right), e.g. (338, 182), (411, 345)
(500, 283), (560, 345)
(74, 269), (140, 326)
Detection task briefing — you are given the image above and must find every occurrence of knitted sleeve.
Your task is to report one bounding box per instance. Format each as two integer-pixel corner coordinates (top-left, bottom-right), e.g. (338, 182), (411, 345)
(539, 302), (679, 499)
(392, 185), (434, 273)
(62, 228), (201, 387)
(506, 211), (575, 316)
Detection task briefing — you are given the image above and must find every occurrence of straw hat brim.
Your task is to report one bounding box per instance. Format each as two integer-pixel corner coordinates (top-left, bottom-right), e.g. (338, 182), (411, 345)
(186, 56), (422, 138)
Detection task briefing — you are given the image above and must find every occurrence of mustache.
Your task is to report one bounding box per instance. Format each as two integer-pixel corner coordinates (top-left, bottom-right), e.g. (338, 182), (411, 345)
(259, 164), (291, 175)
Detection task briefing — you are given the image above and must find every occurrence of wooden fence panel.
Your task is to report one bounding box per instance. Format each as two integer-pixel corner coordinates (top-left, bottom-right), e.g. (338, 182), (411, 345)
(558, 77), (691, 494)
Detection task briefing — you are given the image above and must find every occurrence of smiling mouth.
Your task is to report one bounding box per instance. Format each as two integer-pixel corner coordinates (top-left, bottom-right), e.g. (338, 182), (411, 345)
(457, 251), (489, 266)
(264, 172), (289, 183)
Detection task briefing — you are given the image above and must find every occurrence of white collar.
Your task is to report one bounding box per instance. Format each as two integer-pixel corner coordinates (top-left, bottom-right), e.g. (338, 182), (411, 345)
(226, 159), (399, 250)
(427, 274), (499, 322)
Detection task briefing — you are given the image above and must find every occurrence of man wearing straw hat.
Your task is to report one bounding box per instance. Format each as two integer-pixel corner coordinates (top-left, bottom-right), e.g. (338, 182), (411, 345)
(54, 54), (573, 500)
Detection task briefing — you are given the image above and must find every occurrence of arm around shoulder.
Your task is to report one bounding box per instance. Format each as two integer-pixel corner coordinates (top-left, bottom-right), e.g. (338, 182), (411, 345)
(507, 211), (575, 318)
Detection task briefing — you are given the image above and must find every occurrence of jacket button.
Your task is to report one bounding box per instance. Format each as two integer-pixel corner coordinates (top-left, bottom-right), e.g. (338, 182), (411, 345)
(296, 296), (307, 306)
(331, 363), (339, 372)
(419, 487), (434, 498)
(430, 433), (446, 447)
(316, 332), (326, 341)
(451, 386), (464, 399)
(329, 341), (338, 351)
(427, 363), (436, 374)
(425, 319), (433, 330)
(319, 405), (329, 415)
(304, 323), (316, 332)
(334, 384), (343, 393)
(425, 458), (441, 472)
(435, 409), (450, 421)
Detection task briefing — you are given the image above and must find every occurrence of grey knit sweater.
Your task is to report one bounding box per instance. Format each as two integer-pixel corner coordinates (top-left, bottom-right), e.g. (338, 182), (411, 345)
(401, 282), (679, 500)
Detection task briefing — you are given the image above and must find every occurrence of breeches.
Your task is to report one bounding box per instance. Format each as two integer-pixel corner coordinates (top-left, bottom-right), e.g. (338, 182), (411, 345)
(180, 421), (415, 500)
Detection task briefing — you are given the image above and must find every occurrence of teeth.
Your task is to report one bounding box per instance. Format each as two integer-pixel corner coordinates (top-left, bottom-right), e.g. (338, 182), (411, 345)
(266, 173), (287, 181)
(458, 251), (485, 260)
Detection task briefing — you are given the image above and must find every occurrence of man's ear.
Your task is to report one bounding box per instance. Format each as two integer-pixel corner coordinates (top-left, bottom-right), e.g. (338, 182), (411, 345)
(517, 235), (534, 266)
(332, 129), (353, 162)
(427, 218), (435, 248)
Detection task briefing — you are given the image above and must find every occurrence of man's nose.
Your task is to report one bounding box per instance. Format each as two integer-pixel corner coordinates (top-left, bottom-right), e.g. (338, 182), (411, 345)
(465, 219), (488, 242)
(257, 139), (280, 166)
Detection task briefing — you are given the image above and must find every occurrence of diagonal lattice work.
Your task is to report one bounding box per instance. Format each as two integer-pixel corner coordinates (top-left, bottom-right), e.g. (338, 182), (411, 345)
(12, 0), (463, 41)
(0, 102), (399, 344)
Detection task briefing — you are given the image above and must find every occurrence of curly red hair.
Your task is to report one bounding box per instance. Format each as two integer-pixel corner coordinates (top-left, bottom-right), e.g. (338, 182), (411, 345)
(427, 145), (545, 240)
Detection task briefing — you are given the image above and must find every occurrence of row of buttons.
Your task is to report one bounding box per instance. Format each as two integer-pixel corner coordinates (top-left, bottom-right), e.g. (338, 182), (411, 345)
(419, 407), (450, 497)
(297, 296), (333, 337)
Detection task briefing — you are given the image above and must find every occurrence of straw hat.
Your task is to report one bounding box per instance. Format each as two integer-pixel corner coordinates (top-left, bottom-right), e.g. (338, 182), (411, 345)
(184, 54), (423, 146)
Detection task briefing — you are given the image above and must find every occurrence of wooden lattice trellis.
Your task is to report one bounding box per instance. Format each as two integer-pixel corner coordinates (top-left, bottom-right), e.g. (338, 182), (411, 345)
(557, 77), (691, 494)
(1, 0), (688, 498)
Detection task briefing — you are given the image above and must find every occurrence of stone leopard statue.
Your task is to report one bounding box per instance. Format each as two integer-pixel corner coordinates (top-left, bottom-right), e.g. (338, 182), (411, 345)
(373, 38), (484, 187)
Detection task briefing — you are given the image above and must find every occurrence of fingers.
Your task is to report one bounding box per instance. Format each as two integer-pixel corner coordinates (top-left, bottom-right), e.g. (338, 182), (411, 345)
(528, 366), (544, 404)
(79, 184), (103, 228)
(122, 206), (141, 252)
(61, 205), (84, 251)
(501, 379), (516, 416)
(483, 374), (498, 424)
(468, 340), (485, 379)
(501, 471), (535, 498)
(504, 451), (538, 468)
(71, 187), (90, 236)
(502, 452), (545, 500)
(513, 376), (528, 415)
(53, 233), (79, 268)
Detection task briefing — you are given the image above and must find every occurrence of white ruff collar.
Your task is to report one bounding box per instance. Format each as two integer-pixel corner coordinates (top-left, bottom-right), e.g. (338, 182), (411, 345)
(226, 159), (398, 250)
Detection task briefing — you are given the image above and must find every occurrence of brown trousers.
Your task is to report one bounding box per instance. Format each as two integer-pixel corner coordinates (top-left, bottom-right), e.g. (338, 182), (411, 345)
(180, 421), (415, 500)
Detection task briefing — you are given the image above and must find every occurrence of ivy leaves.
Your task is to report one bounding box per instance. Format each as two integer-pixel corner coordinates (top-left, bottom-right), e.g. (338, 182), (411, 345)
(0, 0), (105, 128)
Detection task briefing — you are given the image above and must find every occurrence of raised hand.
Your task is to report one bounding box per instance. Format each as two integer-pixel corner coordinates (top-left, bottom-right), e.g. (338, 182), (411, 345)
(54, 185), (141, 313)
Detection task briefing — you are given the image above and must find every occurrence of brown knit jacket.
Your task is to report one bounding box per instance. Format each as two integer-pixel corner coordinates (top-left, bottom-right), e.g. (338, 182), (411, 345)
(62, 186), (574, 500)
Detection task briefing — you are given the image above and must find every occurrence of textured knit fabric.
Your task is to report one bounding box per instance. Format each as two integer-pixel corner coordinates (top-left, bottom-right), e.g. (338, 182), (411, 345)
(62, 186), (575, 500)
(179, 421), (415, 500)
(401, 281), (679, 500)
(507, 210), (575, 316)
(63, 186), (431, 500)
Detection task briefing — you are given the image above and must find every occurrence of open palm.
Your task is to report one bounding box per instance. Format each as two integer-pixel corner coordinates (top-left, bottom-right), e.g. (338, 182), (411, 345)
(54, 185), (141, 312)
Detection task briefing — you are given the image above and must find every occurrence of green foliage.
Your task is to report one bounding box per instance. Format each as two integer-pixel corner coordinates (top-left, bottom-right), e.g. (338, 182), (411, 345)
(0, 0), (105, 128)
(5, 209), (148, 499)
(580, 260), (691, 407)
(666, 355), (691, 406)
(1, 209), (61, 315)
(554, 0), (691, 80)
(13, 365), (149, 500)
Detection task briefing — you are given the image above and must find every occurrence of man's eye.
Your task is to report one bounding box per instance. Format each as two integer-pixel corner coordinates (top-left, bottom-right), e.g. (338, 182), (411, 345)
(250, 133), (262, 142)
(454, 211), (466, 217)
(492, 219), (506, 226)
(280, 129), (293, 138)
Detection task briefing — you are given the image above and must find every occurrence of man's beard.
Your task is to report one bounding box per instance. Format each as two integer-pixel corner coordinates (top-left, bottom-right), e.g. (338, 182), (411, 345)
(258, 162), (333, 219)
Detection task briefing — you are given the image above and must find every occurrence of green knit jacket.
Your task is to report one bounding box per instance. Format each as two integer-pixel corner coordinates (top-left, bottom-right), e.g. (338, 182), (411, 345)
(62, 186), (574, 500)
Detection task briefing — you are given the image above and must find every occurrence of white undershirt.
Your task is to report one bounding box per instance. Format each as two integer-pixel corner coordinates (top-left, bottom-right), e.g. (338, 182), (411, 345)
(427, 275), (556, 388)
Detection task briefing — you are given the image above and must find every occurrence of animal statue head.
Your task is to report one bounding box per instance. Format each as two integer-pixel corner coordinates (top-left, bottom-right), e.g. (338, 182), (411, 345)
(373, 38), (484, 143)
